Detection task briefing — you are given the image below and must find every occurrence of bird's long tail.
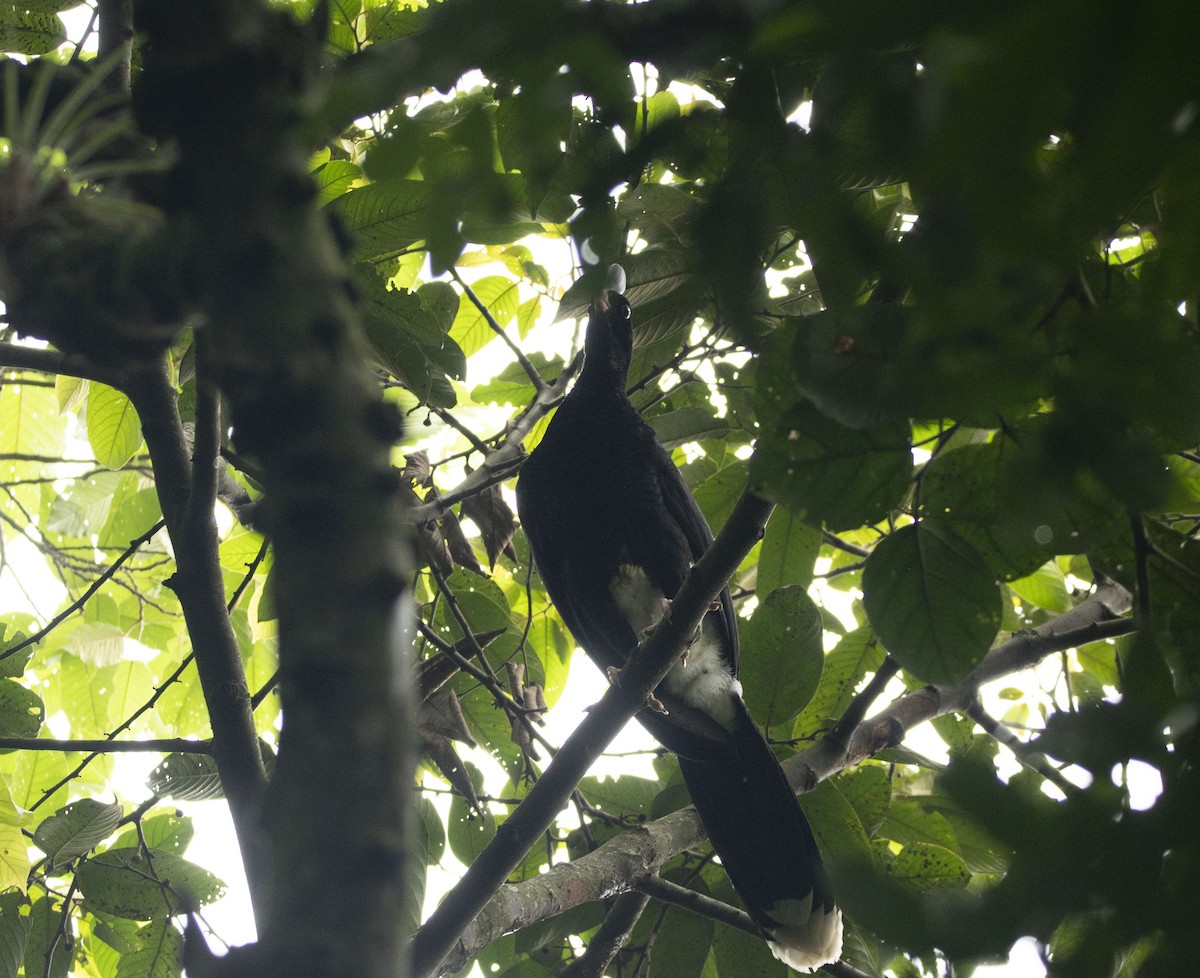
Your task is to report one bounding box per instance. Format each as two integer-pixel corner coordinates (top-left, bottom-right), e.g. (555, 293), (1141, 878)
(677, 700), (843, 973)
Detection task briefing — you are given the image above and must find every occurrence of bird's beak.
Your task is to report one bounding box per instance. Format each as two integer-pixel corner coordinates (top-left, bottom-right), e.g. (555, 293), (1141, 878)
(593, 291), (611, 314)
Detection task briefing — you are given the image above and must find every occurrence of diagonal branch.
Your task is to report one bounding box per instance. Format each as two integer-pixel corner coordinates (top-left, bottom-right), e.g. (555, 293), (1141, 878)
(0, 518), (166, 663)
(405, 354), (581, 525)
(433, 578), (1135, 973)
(449, 268), (546, 392)
(409, 490), (775, 978)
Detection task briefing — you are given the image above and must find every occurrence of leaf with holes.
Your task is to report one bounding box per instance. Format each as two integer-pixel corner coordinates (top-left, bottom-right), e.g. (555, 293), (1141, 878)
(146, 754), (223, 801)
(33, 799), (123, 869)
(883, 842), (971, 894)
(76, 849), (225, 920)
(862, 521), (1002, 683)
(114, 918), (182, 978)
(0, 680), (43, 739)
(0, 9), (65, 55)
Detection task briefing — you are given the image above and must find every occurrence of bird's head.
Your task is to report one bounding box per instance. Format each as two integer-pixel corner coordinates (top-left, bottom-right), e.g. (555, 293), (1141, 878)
(584, 265), (633, 378)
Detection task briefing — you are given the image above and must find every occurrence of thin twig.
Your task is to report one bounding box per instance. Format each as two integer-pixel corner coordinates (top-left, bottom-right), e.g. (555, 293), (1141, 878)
(0, 519), (167, 662)
(451, 268), (546, 392)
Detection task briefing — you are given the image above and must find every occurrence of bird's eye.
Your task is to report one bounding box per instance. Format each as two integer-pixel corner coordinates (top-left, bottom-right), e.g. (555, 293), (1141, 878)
(622, 303), (632, 320)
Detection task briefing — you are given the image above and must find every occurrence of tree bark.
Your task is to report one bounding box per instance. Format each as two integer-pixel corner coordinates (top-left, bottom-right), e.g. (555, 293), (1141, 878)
(135, 4), (417, 977)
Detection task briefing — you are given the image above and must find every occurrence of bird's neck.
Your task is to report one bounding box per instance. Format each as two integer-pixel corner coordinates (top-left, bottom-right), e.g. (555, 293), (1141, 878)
(575, 353), (630, 400)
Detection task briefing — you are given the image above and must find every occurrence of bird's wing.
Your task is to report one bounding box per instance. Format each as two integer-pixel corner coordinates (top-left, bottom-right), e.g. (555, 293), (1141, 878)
(516, 457), (637, 676)
(649, 442), (740, 672)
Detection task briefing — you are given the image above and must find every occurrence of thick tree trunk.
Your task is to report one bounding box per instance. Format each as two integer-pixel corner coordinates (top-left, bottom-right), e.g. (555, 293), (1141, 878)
(135, 4), (417, 976)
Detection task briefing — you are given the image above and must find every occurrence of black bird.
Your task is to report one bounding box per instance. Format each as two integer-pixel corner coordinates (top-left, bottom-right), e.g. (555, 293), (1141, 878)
(515, 276), (842, 971)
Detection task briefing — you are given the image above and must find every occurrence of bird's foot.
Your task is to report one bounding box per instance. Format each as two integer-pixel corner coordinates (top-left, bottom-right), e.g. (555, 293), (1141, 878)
(606, 665), (669, 714)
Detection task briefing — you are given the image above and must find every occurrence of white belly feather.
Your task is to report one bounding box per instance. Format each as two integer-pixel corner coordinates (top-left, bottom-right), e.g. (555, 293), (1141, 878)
(609, 564), (741, 727)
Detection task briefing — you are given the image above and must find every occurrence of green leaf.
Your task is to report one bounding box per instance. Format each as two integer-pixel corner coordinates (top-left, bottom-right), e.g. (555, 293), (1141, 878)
(648, 408), (730, 450)
(22, 896), (69, 978)
(800, 777), (874, 870)
(556, 248), (698, 322)
(919, 442), (1058, 580)
(470, 352), (562, 406)
(652, 873), (714, 978)
(54, 373), (88, 413)
(358, 273), (466, 407)
(448, 275), (521, 359)
(61, 621), (126, 667)
(0, 776), (28, 895)
(146, 754), (222, 801)
(112, 812), (194, 856)
(711, 915), (787, 978)
(76, 849), (225, 920)
(97, 481), (163, 551)
(881, 799), (958, 851)
(690, 460), (747, 534)
(7, 1), (79, 12)
(578, 775), (659, 820)
(792, 627), (886, 743)
(87, 384), (143, 470)
(757, 508), (821, 595)
(0, 8), (64, 55)
(0, 383), (63, 471)
(33, 799), (123, 868)
(114, 919), (182, 978)
(749, 402), (912, 531)
(7, 748), (69, 816)
(862, 521), (1002, 683)
(616, 184), (699, 247)
(1008, 561), (1072, 613)
(0, 892), (31, 978)
(0, 619), (36, 679)
(882, 842), (971, 894)
(0, 680), (43, 739)
(740, 585), (823, 729)
(328, 179), (432, 261)
(835, 766), (892, 837)
(447, 765), (495, 866)
(312, 159), (361, 206)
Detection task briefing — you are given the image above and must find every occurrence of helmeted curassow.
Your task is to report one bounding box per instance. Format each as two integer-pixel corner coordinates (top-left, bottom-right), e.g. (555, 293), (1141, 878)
(515, 273), (842, 972)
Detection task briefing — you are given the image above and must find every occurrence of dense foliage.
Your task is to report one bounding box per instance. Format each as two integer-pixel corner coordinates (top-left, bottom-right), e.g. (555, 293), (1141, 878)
(1, 1), (1198, 977)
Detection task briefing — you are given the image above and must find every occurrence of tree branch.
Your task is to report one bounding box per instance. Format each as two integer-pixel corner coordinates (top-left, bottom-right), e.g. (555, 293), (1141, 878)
(0, 737), (211, 753)
(432, 578), (1134, 972)
(123, 357), (269, 913)
(0, 518), (166, 663)
(410, 491), (775, 978)
(97, 0), (134, 93)
(557, 892), (650, 978)
(0, 342), (124, 387)
(635, 875), (759, 938)
(793, 576), (1136, 788)
(449, 268), (546, 392)
(405, 355), (580, 525)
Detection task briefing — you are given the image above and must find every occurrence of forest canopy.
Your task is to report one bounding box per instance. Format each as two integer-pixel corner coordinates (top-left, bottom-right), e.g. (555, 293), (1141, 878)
(0, 2), (1198, 978)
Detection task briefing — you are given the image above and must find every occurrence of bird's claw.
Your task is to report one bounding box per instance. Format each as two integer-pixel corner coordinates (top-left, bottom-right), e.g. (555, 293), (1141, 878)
(606, 666), (669, 714)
